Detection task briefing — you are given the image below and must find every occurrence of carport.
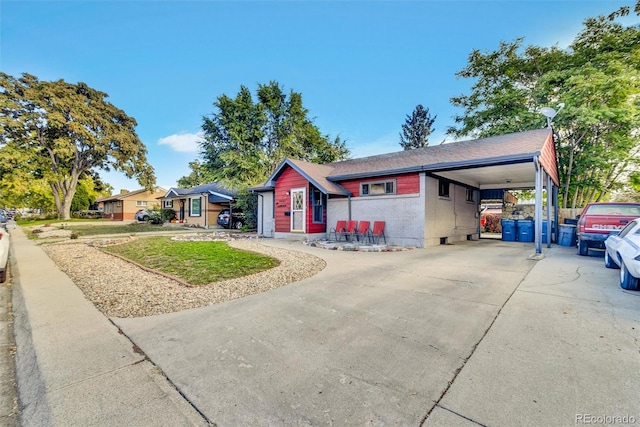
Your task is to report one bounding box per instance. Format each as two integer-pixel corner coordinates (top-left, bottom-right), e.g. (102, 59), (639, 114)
(428, 128), (559, 255)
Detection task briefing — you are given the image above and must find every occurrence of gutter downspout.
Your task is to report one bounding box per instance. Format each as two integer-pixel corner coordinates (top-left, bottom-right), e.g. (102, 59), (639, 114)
(347, 195), (352, 221)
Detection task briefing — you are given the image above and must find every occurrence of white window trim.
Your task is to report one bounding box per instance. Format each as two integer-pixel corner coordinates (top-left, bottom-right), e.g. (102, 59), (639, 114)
(360, 179), (396, 197)
(190, 197), (202, 217)
(290, 187), (306, 233)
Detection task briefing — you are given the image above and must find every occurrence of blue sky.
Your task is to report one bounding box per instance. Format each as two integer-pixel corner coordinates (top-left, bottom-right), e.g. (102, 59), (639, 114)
(1, 0), (637, 193)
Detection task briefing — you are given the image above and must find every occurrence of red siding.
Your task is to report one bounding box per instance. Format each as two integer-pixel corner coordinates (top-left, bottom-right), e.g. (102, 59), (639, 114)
(274, 167), (326, 233)
(338, 173), (420, 197)
(540, 133), (559, 186)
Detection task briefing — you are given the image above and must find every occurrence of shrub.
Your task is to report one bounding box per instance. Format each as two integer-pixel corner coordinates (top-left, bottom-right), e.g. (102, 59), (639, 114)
(483, 214), (502, 233)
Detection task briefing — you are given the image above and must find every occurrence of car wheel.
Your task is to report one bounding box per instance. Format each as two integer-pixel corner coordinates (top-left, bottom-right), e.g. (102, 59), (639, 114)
(143, 215), (150, 222)
(578, 239), (589, 256)
(234, 220), (243, 230)
(604, 251), (618, 269)
(620, 262), (639, 290)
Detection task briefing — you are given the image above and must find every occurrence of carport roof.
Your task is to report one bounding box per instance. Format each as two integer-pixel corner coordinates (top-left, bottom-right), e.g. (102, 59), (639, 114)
(257, 128), (558, 195)
(327, 128), (558, 189)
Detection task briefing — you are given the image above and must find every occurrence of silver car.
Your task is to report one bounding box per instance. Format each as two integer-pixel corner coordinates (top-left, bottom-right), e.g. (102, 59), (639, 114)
(604, 218), (640, 290)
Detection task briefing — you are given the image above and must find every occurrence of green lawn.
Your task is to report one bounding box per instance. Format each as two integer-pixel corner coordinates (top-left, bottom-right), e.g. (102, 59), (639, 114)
(19, 219), (168, 236)
(18, 218), (101, 227)
(102, 236), (280, 286)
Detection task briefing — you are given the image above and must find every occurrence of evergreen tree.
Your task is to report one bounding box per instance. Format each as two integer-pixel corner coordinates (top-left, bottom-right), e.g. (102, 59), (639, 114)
(399, 104), (436, 150)
(200, 81), (349, 188)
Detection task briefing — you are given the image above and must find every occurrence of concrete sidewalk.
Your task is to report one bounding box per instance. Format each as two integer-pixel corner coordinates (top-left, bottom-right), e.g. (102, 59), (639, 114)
(9, 227), (209, 426)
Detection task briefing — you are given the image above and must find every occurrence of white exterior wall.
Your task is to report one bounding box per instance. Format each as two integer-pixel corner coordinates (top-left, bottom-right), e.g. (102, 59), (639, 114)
(327, 173), (427, 247)
(424, 176), (480, 246)
(256, 191), (275, 237)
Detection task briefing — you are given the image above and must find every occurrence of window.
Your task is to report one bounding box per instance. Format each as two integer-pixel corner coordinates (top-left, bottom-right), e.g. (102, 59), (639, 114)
(466, 188), (474, 202)
(311, 188), (324, 223)
(361, 180), (396, 196)
(190, 198), (201, 216)
(164, 200), (173, 208)
(438, 179), (450, 198)
(136, 201), (148, 206)
(618, 220), (639, 238)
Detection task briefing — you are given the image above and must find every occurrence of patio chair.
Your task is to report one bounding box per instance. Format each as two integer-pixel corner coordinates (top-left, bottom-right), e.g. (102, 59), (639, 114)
(330, 220), (347, 241)
(354, 220), (371, 243)
(370, 221), (386, 244)
(341, 220), (357, 242)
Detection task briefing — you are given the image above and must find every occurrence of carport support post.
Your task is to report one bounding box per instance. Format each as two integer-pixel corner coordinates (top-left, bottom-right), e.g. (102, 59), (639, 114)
(534, 156), (543, 255)
(546, 174), (553, 248)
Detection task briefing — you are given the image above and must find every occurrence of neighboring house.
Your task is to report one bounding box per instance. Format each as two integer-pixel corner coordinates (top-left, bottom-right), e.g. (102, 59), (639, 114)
(98, 187), (167, 221)
(160, 183), (237, 228)
(253, 128), (559, 248)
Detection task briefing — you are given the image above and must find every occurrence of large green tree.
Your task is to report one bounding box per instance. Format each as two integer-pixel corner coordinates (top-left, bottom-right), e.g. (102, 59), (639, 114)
(176, 160), (215, 188)
(448, 3), (640, 208)
(198, 81), (349, 188)
(399, 104), (436, 150)
(0, 73), (155, 219)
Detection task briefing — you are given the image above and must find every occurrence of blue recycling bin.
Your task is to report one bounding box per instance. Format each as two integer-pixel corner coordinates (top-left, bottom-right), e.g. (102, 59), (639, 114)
(542, 221), (555, 243)
(517, 220), (534, 242)
(559, 224), (577, 247)
(501, 219), (517, 241)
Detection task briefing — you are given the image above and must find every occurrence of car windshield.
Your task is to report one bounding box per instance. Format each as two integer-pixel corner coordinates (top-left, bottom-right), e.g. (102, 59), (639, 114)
(585, 204), (640, 215)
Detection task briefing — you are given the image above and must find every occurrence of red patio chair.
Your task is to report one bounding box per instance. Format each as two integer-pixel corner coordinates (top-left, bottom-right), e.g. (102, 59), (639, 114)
(342, 220), (357, 242)
(355, 220), (371, 243)
(330, 220), (347, 241)
(371, 221), (386, 244)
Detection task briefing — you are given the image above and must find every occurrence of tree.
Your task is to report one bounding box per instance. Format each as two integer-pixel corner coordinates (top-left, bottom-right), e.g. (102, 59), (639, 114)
(399, 104), (436, 150)
(448, 3), (640, 208)
(0, 73), (156, 219)
(200, 81), (350, 188)
(177, 160), (216, 188)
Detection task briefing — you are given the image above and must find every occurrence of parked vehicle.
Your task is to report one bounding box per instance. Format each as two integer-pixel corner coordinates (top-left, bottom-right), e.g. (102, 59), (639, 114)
(217, 209), (244, 229)
(135, 209), (163, 224)
(603, 218), (640, 290)
(576, 202), (640, 256)
(0, 227), (9, 283)
(135, 209), (151, 221)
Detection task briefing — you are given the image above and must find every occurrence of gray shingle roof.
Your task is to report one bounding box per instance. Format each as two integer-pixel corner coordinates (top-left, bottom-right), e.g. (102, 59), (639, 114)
(256, 128), (554, 195)
(327, 128), (552, 179)
(163, 183), (236, 198)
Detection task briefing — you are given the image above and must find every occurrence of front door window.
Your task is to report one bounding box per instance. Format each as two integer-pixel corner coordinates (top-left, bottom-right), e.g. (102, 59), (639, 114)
(291, 188), (305, 232)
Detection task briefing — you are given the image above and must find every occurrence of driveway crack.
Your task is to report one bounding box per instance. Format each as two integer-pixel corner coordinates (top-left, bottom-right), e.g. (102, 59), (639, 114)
(418, 262), (535, 426)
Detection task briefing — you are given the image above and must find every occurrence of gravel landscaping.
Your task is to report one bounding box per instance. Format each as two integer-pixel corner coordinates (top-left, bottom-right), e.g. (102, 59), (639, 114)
(42, 236), (326, 318)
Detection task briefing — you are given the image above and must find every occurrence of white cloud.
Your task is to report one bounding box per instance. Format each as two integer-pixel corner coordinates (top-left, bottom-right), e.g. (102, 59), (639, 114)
(157, 131), (203, 153)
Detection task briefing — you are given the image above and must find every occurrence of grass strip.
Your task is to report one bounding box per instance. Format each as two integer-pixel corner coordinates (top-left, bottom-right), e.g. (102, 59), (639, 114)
(102, 236), (279, 286)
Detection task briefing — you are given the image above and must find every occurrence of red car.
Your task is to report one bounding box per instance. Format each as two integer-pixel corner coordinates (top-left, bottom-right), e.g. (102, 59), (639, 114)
(576, 202), (640, 256)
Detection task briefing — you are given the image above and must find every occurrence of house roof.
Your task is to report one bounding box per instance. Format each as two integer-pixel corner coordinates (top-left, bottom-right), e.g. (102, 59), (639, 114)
(261, 158), (350, 196)
(97, 187), (167, 203)
(257, 128), (558, 193)
(162, 182), (236, 200)
(327, 128), (555, 181)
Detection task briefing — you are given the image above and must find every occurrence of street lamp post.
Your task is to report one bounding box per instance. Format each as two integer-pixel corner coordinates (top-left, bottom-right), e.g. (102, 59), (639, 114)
(540, 103), (565, 128)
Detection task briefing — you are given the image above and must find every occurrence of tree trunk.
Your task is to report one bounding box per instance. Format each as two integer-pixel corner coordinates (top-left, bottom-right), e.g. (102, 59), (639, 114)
(50, 173), (80, 220)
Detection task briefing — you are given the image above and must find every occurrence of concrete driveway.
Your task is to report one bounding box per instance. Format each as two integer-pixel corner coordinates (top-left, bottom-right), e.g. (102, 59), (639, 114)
(113, 239), (539, 426)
